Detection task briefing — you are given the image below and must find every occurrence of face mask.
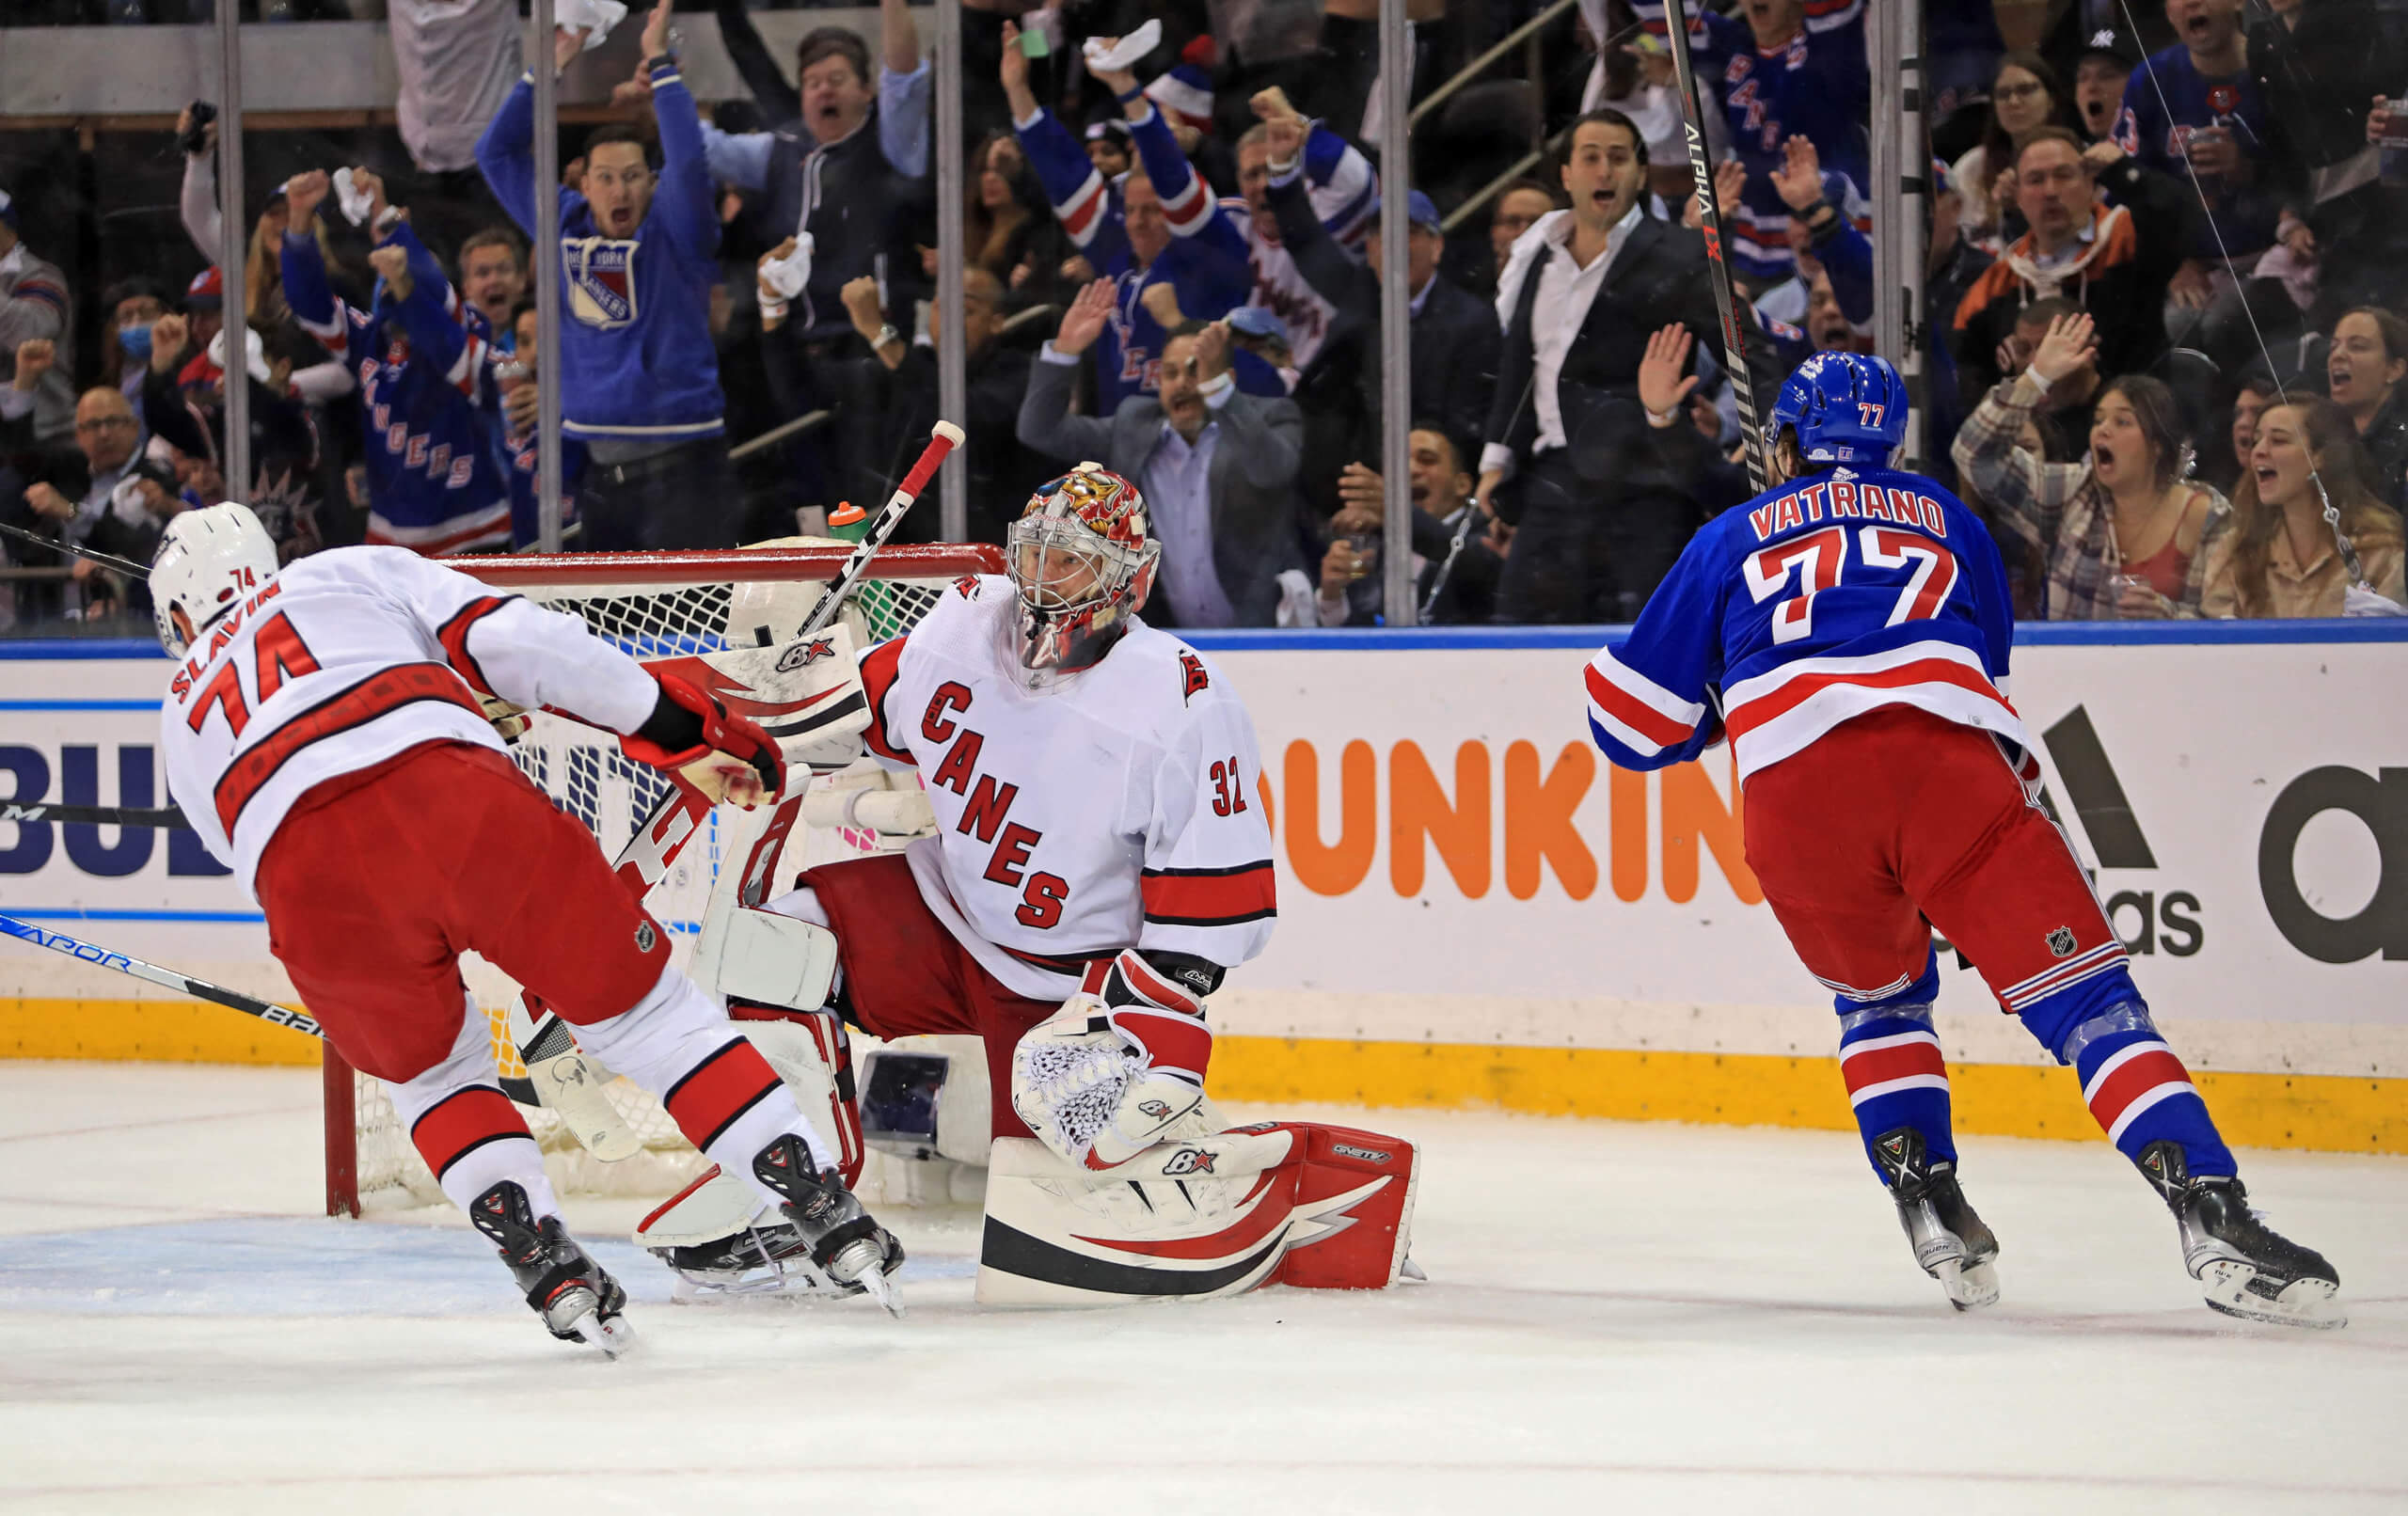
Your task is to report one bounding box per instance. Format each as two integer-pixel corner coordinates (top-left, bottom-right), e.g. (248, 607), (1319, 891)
(119, 322), (153, 361)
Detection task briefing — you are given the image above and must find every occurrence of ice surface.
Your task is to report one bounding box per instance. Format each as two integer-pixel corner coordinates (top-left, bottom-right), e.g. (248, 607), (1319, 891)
(2, 1062), (2402, 1514)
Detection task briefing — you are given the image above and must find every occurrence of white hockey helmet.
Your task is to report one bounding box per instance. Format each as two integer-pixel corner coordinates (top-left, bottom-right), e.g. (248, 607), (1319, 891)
(149, 502), (277, 655)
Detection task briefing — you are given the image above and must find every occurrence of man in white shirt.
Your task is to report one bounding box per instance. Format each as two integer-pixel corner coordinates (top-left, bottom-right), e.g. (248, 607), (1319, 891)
(1475, 108), (1777, 623)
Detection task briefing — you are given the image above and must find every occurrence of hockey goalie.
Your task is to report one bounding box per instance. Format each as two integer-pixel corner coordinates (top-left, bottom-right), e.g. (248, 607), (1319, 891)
(639, 464), (1419, 1304)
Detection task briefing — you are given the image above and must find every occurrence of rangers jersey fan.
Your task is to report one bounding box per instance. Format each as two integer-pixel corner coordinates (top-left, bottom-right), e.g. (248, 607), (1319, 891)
(855, 570), (1275, 1003)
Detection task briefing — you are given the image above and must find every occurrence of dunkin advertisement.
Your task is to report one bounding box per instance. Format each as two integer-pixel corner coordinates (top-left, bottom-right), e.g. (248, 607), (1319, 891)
(4, 633), (2404, 1078)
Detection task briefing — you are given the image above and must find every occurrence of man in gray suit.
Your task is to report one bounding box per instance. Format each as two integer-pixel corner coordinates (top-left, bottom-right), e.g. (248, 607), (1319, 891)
(1017, 278), (1305, 628)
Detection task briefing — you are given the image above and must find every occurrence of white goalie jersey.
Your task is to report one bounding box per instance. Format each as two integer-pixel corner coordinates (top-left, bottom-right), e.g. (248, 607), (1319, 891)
(855, 576), (1276, 1000)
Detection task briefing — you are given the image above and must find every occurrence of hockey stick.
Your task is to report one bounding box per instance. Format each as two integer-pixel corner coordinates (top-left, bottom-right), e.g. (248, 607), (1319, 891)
(1, 799), (194, 830)
(1659, 0), (1770, 494)
(0, 911), (324, 1039)
(0, 518), (152, 578)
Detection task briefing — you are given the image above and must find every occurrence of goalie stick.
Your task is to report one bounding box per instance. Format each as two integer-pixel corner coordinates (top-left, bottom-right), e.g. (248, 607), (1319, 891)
(1659, 0), (1770, 493)
(0, 911), (324, 1039)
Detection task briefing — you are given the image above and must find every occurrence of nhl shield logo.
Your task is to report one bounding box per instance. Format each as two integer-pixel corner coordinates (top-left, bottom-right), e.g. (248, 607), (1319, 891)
(565, 236), (639, 330)
(635, 921), (657, 954)
(2045, 925), (2077, 958)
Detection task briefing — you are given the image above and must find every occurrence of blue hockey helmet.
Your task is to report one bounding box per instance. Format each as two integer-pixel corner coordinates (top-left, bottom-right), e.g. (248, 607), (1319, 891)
(1767, 352), (1908, 466)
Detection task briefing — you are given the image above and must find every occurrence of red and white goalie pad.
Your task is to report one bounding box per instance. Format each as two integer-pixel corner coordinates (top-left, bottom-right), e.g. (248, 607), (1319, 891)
(974, 1122), (1419, 1306)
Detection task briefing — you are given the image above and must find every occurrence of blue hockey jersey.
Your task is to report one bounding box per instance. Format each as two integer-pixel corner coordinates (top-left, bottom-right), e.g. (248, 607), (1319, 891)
(283, 221), (513, 555)
(2113, 45), (2281, 258)
(1636, 0), (1869, 282)
(1584, 464), (2026, 781)
(379, 258), (585, 549)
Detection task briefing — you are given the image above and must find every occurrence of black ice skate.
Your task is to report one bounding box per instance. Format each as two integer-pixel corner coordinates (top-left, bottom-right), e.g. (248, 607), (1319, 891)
(752, 1135), (907, 1316)
(468, 1180), (635, 1356)
(1872, 1128), (2000, 1311)
(2136, 1143), (2345, 1329)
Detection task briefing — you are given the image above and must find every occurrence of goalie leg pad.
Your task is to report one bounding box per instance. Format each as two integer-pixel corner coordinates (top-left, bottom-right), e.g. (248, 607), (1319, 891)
(698, 907), (842, 1016)
(973, 1122), (1419, 1306)
(727, 1004), (865, 1190)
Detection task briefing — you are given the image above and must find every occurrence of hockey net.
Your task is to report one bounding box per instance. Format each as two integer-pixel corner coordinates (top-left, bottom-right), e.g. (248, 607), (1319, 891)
(323, 541), (1005, 1216)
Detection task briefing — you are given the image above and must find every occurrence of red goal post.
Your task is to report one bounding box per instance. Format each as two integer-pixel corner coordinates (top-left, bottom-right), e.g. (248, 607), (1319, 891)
(323, 541), (1006, 1217)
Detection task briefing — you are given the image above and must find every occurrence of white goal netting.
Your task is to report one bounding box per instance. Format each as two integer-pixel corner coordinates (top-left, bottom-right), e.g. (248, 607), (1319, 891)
(334, 541), (1001, 1212)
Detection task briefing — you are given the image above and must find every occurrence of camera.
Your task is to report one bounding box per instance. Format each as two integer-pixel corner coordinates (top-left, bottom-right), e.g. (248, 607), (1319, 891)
(177, 101), (217, 157)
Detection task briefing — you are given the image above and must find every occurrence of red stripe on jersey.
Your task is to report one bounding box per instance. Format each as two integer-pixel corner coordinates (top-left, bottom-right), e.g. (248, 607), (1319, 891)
(857, 639), (913, 765)
(1058, 176), (1108, 241)
(1140, 862), (1276, 926)
(2087, 1047), (2193, 1129)
(1725, 656), (2009, 740)
(1160, 171), (1210, 230)
(435, 595), (514, 696)
(1584, 661), (1694, 749)
(213, 661), (483, 833)
(661, 1036), (785, 1152)
(1840, 1037), (1947, 1096)
(365, 514), (514, 557)
(408, 1085), (532, 1180)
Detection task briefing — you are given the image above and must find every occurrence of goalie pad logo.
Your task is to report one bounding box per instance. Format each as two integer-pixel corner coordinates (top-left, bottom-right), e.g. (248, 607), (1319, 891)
(635, 921), (657, 954)
(1137, 1098), (1176, 1119)
(774, 635), (838, 673)
(1160, 1147), (1217, 1176)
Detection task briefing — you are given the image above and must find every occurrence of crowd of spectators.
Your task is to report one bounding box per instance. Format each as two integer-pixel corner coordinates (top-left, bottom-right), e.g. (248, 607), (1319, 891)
(8, 0), (2408, 632)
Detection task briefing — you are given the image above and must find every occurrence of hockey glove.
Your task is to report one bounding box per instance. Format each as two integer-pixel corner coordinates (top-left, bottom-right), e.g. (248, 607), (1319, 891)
(621, 671), (785, 808)
(1010, 948), (1223, 1170)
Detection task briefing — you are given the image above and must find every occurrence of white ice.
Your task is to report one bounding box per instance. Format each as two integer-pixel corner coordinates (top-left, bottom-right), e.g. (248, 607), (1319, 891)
(2, 1062), (2402, 1515)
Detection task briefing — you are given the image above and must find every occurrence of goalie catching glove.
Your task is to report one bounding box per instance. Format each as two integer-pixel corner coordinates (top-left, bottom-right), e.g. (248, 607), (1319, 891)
(620, 671), (785, 807)
(1011, 947), (1223, 1170)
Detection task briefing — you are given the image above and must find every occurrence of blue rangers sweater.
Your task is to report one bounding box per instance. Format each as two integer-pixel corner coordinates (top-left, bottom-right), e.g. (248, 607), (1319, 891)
(380, 260), (585, 549)
(478, 56), (724, 442)
(1583, 463), (2027, 782)
(2113, 45), (2282, 258)
(1637, 0), (1869, 283)
(1018, 100), (1254, 410)
(283, 221), (513, 554)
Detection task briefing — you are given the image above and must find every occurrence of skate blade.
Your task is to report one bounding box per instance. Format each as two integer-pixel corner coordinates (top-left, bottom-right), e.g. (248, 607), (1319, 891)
(1937, 1256), (2001, 1312)
(2198, 1261), (2346, 1330)
(1400, 1255), (1429, 1283)
(856, 1265), (906, 1319)
(571, 1310), (638, 1358)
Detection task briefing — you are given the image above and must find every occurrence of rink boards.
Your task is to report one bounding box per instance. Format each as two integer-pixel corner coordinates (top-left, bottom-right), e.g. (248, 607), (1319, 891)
(3, 625), (2403, 1153)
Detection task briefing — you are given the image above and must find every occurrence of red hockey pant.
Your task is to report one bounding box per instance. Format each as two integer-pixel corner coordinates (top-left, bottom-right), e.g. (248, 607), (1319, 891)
(1740, 707), (2120, 1015)
(256, 740), (673, 1083)
(801, 852), (1062, 1142)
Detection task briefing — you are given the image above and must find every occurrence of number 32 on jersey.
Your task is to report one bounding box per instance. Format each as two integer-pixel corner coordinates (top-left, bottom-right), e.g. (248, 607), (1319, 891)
(1743, 525), (1960, 643)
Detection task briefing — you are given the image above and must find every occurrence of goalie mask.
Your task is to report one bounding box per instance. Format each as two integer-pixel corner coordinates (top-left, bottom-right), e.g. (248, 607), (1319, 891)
(1006, 464), (1159, 672)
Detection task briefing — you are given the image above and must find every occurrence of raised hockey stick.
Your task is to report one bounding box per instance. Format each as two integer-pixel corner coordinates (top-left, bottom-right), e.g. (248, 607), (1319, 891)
(1, 799), (194, 830)
(1659, 0), (1770, 494)
(0, 911), (325, 1039)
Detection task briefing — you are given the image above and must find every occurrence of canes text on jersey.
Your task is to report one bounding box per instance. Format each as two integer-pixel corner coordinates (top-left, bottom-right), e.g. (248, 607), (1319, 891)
(921, 681), (1070, 928)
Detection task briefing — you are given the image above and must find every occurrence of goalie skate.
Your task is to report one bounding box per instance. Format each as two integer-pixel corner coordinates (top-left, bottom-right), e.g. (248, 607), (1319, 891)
(1872, 1128), (2000, 1312)
(636, 1167), (903, 1303)
(467, 1180), (636, 1356)
(2138, 1143), (2345, 1329)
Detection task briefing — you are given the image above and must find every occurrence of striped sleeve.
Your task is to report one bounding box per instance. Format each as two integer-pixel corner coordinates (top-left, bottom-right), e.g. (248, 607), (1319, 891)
(1583, 529), (1730, 772)
(1018, 106), (1117, 251)
(1302, 126), (1378, 245)
(1138, 662), (1275, 969)
(1126, 103), (1216, 239)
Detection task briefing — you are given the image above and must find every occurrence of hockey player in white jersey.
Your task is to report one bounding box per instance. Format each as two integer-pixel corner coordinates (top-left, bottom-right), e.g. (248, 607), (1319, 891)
(150, 503), (902, 1350)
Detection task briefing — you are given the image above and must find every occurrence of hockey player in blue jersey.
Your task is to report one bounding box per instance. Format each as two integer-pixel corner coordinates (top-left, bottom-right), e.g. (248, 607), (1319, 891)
(280, 169), (515, 556)
(1584, 352), (2342, 1328)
